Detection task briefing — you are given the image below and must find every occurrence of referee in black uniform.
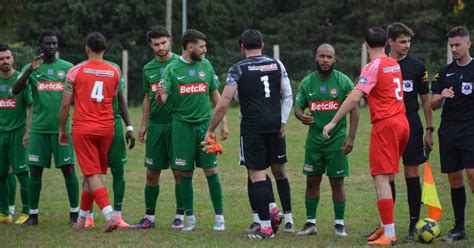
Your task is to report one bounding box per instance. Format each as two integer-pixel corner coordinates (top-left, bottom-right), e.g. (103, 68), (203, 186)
(432, 26), (474, 242)
(387, 22), (434, 241)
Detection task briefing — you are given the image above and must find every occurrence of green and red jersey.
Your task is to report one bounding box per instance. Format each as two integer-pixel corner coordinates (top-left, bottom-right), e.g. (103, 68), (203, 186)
(0, 71), (32, 132)
(161, 57), (220, 123)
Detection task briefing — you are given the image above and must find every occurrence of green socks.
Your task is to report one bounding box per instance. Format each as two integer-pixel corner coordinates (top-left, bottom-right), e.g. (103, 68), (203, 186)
(305, 197), (320, 220)
(0, 176), (9, 214)
(63, 171), (79, 209)
(144, 185), (160, 215)
(17, 172), (30, 215)
(180, 176), (194, 216)
(206, 174), (223, 215)
(175, 183), (184, 214)
(7, 172), (16, 207)
(111, 167), (125, 211)
(334, 201), (345, 221)
(29, 174), (41, 210)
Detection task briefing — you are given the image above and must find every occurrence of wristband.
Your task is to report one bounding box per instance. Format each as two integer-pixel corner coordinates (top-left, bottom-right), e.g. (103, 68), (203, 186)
(126, 126), (134, 131)
(426, 127), (435, 132)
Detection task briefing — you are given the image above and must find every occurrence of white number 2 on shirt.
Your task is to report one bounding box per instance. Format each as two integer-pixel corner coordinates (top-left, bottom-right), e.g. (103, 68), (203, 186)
(261, 75), (270, 98)
(91, 81), (104, 102)
(393, 78), (402, 101)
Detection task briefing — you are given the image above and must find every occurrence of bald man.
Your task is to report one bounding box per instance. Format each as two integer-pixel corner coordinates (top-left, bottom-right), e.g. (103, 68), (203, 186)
(294, 44), (359, 237)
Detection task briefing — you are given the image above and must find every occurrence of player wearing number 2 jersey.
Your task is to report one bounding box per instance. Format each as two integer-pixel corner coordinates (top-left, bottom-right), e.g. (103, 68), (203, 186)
(323, 27), (409, 246)
(59, 32), (120, 232)
(12, 30), (79, 226)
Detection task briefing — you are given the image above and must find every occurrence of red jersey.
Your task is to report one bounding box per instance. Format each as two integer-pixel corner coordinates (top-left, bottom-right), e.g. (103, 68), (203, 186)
(66, 60), (119, 136)
(355, 56), (406, 123)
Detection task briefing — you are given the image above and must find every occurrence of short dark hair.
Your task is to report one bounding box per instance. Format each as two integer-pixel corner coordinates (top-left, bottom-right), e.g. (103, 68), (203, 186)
(387, 22), (414, 40)
(38, 30), (57, 44)
(0, 43), (10, 52)
(239, 29), (263, 50)
(85, 32), (108, 53)
(181, 29), (206, 50)
(146, 25), (170, 43)
(365, 27), (387, 48)
(447, 26), (470, 38)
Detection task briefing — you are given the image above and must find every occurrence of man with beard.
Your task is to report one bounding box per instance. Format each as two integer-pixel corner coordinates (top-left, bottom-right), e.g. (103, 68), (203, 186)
(12, 30), (79, 226)
(156, 29), (228, 232)
(131, 25), (184, 230)
(0, 43), (31, 224)
(294, 44), (359, 237)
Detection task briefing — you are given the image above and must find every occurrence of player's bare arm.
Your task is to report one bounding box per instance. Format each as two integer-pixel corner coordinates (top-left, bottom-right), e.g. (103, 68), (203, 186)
(420, 94), (434, 150)
(155, 84), (168, 105)
(138, 92), (150, 143)
(342, 104), (359, 155)
(431, 87), (454, 110)
(206, 85), (236, 141)
(294, 107), (314, 125)
(12, 54), (44, 95)
(58, 87), (74, 146)
(22, 104), (33, 148)
(118, 89), (135, 149)
(323, 89), (364, 140)
(210, 87), (234, 140)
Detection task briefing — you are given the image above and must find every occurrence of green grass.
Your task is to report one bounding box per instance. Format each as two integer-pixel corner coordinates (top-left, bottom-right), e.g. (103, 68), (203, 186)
(2, 106), (474, 247)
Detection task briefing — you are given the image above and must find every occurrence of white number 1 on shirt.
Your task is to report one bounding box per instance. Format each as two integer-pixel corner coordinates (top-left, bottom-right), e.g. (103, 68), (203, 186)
(261, 75), (270, 98)
(393, 78), (402, 101)
(91, 81), (104, 102)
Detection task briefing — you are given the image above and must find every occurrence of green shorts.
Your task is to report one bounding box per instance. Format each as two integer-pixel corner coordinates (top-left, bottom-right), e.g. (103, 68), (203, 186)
(0, 127), (28, 176)
(27, 133), (75, 168)
(303, 149), (349, 177)
(107, 118), (127, 168)
(145, 122), (172, 170)
(171, 119), (217, 171)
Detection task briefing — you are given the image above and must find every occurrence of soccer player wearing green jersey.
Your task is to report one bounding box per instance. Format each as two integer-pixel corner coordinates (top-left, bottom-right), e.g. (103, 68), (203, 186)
(294, 44), (359, 237)
(0, 43), (31, 225)
(12, 30), (80, 225)
(131, 25), (184, 230)
(156, 29), (228, 232)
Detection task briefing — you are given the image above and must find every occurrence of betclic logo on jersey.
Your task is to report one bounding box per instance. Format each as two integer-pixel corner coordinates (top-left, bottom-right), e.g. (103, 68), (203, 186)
(38, 82), (64, 91)
(179, 83), (208, 94)
(150, 82), (160, 93)
(0, 98), (16, 108)
(309, 100), (339, 112)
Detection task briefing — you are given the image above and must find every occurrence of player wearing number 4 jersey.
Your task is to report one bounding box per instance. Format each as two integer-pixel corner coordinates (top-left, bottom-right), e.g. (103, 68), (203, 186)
(59, 32), (120, 232)
(323, 27), (409, 246)
(12, 30), (79, 226)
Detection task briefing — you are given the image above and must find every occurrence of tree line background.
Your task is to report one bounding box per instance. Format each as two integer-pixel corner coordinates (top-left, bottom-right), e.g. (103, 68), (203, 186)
(1, 0), (473, 105)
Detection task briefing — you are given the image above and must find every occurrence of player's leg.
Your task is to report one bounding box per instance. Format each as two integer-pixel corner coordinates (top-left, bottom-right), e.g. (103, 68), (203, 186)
(23, 133), (50, 226)
(53, 133), (79, 224)
(171, 169), (185, 229)
(248, 169), (274, 239)
(298, 150), (323, 236)
(270, 164), (292, 232)
(0, 143), (12, 223)
(326, 150), (349, 237)
(7, 172), (16, 216)
(171, 120), (197, 232)
(10, 127), (30, 224)
(130, 168), (161, 229)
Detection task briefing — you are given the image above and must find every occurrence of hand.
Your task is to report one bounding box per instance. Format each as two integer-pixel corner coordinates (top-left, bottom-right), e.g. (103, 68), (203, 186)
(220, 125), (229, 141)
(341, 136), (354, 155)
(126, 130), (136, 149)
(30, 54), (44, 71)
(322, 122), (336, 140)
(423, 131), (434, 152)
(138, 126), (146, 143)
(156, 84), (166, 96)
(300, 112), (314, 125)
(279, 124), (285, 139)
(205, 129), (217, 142)
(22, 131), (29, 148)
(441, 87), (454, 98)
(58, 130), (69, 146)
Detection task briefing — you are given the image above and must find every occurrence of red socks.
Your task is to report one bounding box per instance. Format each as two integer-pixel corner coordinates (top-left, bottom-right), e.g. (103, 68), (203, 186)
(377, 199), (394, 224)
(80, 191), (94, 211)
(92, 187), (111, 210)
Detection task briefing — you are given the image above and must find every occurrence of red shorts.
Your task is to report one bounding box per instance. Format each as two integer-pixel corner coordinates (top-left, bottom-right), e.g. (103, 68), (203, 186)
(72, 135), (113, 176)
(369, 114), (410, 176)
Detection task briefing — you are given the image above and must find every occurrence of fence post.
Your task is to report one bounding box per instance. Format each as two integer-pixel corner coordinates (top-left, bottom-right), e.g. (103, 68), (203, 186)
(122, 49), (129, 105)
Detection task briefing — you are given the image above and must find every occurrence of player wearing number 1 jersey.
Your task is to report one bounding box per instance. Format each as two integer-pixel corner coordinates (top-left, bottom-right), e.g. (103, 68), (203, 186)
(59, 32), (120, 232)
(323, 27), (409, 246)
(12, 30), (79, 226)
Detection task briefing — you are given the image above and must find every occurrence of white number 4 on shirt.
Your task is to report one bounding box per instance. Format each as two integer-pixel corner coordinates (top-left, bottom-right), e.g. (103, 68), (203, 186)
(91, 81), (104, 102)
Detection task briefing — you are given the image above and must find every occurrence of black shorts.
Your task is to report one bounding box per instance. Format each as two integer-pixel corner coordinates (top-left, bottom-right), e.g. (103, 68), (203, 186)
(240, 133), (287, 170)
(439, 119), (474, 173)
(402, 112), (426, 165)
